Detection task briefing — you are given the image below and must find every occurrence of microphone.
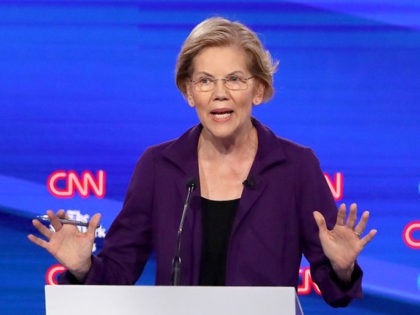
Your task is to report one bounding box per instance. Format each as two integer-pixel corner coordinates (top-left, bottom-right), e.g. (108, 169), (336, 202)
(242, 176), (255, 189)
(171, 178), (197, 286)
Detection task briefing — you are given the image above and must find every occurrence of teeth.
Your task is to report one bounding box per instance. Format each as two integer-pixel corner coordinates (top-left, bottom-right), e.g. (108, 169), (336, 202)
(213, 112), (232, 119)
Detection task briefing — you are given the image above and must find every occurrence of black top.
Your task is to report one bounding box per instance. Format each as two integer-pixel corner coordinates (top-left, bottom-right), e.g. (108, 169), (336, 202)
(199, 197), (239, 286)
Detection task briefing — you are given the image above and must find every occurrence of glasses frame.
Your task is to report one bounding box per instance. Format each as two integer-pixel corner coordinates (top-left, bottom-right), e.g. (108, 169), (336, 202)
(190, 75), (255, 92)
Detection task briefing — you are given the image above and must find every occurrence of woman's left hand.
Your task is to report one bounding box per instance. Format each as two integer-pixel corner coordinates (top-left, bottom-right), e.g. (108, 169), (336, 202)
(313, 203), (377, 282)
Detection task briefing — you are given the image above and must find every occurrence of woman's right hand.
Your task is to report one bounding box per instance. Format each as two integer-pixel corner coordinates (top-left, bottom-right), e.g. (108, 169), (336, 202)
(27, 209), (101, 282)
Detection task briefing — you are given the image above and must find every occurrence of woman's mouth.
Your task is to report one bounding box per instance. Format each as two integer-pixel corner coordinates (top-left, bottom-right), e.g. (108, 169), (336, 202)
(210, 110), (233, 122)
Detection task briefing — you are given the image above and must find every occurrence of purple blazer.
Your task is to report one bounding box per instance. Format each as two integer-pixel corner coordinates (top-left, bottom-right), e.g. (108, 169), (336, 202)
(59, 119), (363, 307)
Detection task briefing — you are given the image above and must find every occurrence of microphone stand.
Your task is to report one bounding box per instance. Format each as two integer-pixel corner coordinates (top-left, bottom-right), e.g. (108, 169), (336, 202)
(171, 179), (196, 286)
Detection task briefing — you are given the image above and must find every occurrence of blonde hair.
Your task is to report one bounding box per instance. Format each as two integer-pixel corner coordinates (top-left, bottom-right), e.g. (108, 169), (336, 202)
(175, 17), (278, 102)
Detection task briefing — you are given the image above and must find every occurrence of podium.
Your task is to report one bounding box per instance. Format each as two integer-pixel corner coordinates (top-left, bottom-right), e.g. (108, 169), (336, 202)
(45, 285), (304, 315)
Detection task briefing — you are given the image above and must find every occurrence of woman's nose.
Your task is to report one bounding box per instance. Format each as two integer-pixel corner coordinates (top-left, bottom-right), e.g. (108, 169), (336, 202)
(213, 79), (229, 99)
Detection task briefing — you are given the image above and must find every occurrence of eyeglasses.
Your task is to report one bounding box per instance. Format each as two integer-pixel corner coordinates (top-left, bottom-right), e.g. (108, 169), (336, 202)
(190, 74), (255, 92)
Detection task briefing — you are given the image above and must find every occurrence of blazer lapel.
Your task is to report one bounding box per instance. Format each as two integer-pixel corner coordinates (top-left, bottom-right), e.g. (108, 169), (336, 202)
(161, 124), (202, 284)
(231, 119), (287, 237)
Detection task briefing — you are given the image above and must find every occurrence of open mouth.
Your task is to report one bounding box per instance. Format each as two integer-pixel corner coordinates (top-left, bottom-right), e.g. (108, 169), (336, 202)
(210, 110), (233, 120)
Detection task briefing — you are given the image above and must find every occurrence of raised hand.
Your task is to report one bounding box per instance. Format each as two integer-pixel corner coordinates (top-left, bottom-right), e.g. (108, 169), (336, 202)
(28, 209), (101, 282)
(313, 203), (377, 281)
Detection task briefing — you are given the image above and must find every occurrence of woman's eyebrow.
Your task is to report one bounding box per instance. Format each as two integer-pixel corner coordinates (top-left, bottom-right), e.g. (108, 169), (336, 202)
(195, 70), (246, 77)
(227, 70), (245, 75)
(194, 71), (214, 77)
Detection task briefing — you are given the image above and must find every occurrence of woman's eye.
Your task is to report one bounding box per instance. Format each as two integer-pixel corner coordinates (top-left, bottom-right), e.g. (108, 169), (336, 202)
(199, 77), (212, 84)
(227, 75), (240, 82)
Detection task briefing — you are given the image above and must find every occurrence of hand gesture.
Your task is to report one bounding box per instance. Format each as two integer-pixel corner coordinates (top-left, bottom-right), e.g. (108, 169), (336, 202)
(313, 203), (377, 281)
(28, 209), (101, 282)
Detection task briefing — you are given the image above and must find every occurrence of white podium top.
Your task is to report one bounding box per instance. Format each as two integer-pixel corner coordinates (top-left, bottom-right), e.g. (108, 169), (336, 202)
(45, 285), (304, 315)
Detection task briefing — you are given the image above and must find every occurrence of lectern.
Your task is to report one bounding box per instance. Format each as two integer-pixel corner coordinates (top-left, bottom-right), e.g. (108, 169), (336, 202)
(45, 285), (304, 315)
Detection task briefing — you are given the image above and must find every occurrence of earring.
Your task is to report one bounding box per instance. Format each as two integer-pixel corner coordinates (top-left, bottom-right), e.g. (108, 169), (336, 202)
(253, 96), (262, 105)
(188, 99), (195, 107)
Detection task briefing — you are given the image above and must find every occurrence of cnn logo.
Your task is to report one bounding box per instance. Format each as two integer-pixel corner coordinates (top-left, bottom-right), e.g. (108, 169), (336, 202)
(403, 221), (420, 249)
(324, 172), (343, 201)
(47, 170), (106, 198)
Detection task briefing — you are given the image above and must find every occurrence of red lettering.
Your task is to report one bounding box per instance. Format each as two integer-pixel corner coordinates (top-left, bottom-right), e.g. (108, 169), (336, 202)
(403, 221), (420, 249)
(47, 171), (71, 197)
(324, 172), (343, 201)
(298, 267), (321, 295)
(45, 264), (67, 285)
(47, 170), (106, 198)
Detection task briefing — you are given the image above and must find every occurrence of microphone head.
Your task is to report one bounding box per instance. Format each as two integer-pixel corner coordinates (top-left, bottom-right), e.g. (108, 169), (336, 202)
(186, 178), (197, 190)
(242, 176), (255, 189)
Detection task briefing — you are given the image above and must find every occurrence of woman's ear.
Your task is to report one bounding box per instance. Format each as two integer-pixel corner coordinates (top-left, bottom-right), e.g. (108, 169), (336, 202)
(186, 83), (195, 107)
(253, 83), (265, 105)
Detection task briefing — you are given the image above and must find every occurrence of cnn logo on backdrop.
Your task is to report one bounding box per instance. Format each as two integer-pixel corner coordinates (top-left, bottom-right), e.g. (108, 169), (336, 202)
(46, 170), (341, 200)
(403, 221), (420, 249)
(47, 170), (106, 198)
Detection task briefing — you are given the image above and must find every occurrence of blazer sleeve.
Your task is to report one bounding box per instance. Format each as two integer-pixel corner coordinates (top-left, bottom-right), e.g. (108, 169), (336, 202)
(297, 148), (363, 307)
(58, 148), (156, 284)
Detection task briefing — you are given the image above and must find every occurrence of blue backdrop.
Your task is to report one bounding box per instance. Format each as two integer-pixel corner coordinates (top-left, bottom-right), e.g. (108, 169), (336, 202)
(0, 1), (419, 314)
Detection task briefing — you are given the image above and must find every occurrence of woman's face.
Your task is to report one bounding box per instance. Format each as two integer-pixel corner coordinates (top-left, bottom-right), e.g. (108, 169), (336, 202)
(186, 45), (264, 141)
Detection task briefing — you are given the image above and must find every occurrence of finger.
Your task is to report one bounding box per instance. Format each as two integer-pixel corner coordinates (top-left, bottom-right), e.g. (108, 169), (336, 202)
(32, 219), (53, 239)
(27, 234), (50, 249)
(86, 213), (101, 239)
(361, 229), (377, 246)
(313, 211), (328, 233)
(47, 210), (63, 232)
(346, 203), (358, 229)
(56, 209), (67, 219)
(354, 211), (370, 234)
(336, 204), (346, 226)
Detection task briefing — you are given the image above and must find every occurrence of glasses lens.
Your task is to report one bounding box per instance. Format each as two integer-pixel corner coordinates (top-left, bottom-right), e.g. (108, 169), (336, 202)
(193, 76), (252, 91)
(199, 83), (214, 91)
(225, 76), (248, 90)
(194, 77), (214, 92)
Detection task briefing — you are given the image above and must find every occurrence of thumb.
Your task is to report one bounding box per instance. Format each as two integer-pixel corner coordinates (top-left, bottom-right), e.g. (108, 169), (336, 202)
(313, 211), (327, 234)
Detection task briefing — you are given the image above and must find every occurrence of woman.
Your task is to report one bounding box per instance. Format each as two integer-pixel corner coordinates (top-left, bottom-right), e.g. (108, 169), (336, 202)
(28, 17), (376, 307)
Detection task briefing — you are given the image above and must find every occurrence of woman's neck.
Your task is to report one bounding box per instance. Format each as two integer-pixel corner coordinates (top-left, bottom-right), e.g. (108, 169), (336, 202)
(198, 122), (258, 160)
